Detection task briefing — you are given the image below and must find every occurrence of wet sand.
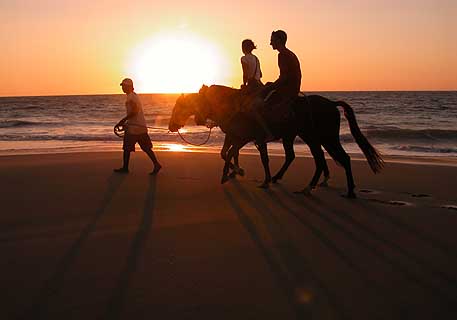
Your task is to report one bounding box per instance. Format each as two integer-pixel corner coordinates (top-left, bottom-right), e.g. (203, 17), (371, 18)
(1, 151), (456, 319)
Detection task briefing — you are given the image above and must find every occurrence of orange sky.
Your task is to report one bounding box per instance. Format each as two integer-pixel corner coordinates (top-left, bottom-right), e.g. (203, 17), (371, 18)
(1, 0), (456, 96)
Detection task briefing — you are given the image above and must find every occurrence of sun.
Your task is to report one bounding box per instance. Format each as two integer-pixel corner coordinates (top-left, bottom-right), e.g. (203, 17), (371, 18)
(126, 31), (229, 93)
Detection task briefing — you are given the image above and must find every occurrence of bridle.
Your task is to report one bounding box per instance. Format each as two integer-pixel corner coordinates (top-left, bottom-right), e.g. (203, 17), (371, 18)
(169, 92), (217, 146)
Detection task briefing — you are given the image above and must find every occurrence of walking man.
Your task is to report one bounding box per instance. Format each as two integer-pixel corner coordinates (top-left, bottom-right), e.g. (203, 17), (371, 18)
(114, 78), (161, 174)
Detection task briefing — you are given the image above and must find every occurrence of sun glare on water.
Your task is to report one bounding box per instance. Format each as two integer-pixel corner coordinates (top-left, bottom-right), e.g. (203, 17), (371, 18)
(162, 143), (188, 152)
(126, 31), (229, 93)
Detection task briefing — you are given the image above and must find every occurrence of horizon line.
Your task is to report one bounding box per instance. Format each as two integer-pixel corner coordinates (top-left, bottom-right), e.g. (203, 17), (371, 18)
(2, 89), (456, 98)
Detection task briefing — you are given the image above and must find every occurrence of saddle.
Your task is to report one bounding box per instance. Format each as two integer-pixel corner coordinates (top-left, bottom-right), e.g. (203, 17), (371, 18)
(263, 94), (299, 125)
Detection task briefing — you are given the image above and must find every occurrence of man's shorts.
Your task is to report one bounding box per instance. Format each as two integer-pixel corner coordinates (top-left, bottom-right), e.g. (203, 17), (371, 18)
(123, 132), (153, 152)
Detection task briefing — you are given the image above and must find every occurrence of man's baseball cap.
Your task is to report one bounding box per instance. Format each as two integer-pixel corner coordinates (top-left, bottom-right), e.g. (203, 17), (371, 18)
(120, 78), (133, 86)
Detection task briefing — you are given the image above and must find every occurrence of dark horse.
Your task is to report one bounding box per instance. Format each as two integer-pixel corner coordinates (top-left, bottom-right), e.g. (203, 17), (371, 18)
(169, 85), (383, 198)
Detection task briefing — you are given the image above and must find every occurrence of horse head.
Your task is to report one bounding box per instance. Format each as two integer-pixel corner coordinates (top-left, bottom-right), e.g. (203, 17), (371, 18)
(168, 86), (212, 132)
(194, 85), (212, 125)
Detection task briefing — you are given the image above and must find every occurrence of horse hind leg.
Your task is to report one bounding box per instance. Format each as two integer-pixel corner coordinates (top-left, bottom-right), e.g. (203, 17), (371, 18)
(295, 143), (325, 195)
(309, 144), (326, 190)
(323, 140), (356, 198)
(319, 158), (331, 187)
(272, 137), (295, 183)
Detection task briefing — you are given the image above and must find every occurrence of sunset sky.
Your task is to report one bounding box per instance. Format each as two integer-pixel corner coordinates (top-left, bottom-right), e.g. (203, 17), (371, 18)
(1, 0), (456, 96)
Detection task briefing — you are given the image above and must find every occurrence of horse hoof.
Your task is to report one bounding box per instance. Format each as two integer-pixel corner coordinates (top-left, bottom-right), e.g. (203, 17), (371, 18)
(341, 192), (357, 199)
(319, 177), (330, 187)
(257, 182), (269, 189)
(236, 168), (245, 176)
(272, 176), (280, 184)
(294, 186), (312, 195)
(221, 175), (230, 184)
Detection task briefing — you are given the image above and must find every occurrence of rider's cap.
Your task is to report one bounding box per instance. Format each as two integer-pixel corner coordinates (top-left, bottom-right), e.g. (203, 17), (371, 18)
(120, 78), (133, 86)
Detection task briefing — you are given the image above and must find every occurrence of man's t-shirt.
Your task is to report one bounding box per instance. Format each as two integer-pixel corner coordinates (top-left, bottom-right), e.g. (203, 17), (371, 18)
(125, 92), (148, 135)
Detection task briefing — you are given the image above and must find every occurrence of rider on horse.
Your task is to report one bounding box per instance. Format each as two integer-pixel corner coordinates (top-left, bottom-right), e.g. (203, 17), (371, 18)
(239, 30), (302, 143)
(263, 30), (302, 123)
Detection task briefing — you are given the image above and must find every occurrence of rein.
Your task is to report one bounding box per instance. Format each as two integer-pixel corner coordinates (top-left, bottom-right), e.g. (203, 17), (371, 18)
(177, 126), (213, 146)
(174, 92), (217, 146)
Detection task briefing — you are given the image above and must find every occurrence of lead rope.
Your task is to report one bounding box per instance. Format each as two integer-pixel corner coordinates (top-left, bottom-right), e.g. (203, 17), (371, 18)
(114, 123), (214, 146)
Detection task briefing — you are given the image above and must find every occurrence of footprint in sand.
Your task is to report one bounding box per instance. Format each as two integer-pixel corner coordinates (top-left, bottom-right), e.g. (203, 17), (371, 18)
(441, 205), (457, 211)
(359, 189), (381, 195)
(388, 200), (413, 206)
(364, 198), (413, 207)
(400, 191), (432, 199)
(411, 193), (431, 198)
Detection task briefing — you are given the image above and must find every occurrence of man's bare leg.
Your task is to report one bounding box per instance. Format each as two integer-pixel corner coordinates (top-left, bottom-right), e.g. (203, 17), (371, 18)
(114, 150), (131, 173)
(144, 148), (162, 175)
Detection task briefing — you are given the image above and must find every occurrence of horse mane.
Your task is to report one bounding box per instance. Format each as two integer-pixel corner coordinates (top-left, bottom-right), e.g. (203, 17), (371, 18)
(198, 85), (242, 125)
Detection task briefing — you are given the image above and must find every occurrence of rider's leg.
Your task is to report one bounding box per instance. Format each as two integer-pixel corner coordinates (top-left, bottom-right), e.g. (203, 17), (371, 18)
(253, 110), (274, 142)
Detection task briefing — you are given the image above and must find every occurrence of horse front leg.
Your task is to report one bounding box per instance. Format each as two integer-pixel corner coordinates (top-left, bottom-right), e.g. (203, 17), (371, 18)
(222, 135), (241, 175)
(220, 135), (230, 161)
(319, 155), (331, 187)
(257, 142), (271, 189)
(221, 146), (236, 184)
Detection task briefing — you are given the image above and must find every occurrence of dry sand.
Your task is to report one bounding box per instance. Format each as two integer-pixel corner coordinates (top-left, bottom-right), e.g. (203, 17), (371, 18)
(1, 151), (456, 319)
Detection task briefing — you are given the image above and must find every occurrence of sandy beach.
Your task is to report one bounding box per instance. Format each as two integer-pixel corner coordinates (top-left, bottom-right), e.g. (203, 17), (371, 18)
(1, 151), (456, 319)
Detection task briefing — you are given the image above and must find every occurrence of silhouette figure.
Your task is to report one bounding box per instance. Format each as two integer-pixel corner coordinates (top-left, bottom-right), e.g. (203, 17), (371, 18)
(114, 78), (161, 175)
(169, 85), (383, 198)
(240, 39), (263, 91)
(263, 30), (302, 123)
(239, 39), (273, 142)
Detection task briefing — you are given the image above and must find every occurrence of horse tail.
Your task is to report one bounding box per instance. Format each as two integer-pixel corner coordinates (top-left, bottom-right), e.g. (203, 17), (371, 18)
(337, 101), (384, 173)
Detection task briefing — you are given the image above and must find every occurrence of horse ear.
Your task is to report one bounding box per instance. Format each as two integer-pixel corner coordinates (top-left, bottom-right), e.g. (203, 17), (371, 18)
(199, 85), (208, 95)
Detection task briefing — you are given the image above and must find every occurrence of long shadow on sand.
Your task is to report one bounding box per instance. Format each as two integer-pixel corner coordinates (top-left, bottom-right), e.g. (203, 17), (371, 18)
(355, 195), (457, 260)
(224, 181), (350, 320)
(271, 186), (408, 317)
(308, 192), (457, 290)
(276, 185), (457, 316)
(22, 173), (126, 319)
(104, 175), (157, 320)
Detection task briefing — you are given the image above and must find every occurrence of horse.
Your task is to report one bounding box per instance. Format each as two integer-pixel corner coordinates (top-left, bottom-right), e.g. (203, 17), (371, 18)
(169, 84), (383, 198)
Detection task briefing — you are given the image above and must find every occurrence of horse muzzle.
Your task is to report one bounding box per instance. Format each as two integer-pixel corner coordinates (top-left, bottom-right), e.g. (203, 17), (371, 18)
(168, 121), (183, 132)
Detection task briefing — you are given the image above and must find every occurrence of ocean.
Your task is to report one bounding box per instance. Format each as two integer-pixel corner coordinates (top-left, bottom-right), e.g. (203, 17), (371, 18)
(1, 91), (456, 159)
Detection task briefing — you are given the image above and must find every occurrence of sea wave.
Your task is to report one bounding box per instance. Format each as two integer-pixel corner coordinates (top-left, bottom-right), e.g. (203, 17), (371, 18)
(392, 145), (457, 154)
(364, 128), (457, 141)
(0, 133), (121, 141)
(0, 120), (52, 128)
(0, 131), (217, 143)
